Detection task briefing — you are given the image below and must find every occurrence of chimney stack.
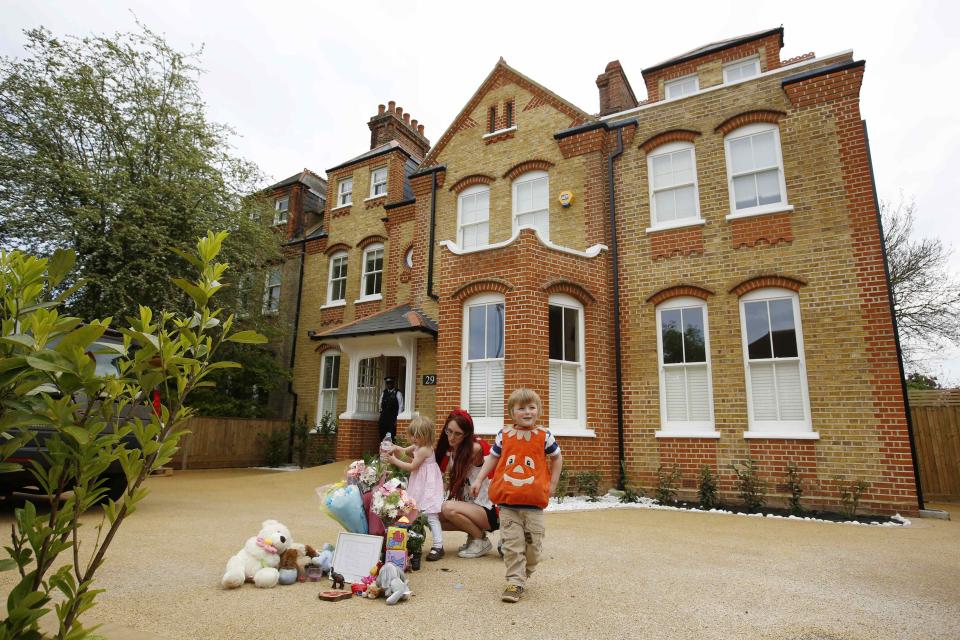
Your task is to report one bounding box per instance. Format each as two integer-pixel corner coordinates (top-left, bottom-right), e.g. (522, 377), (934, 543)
(368, 100), (431, 158)
(596, 60), (638, 116)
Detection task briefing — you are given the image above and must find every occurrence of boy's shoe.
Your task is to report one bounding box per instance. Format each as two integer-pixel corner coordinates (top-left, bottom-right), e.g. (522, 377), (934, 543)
(458, 536), (474, 552)
(501, 584), (524, 603)
(458, 537), (493, 558)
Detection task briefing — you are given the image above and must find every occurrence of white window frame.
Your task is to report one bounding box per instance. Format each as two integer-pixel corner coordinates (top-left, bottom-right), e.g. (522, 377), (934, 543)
(511, 170), (549, 241)
(647, 141), (703, 231)
(315, 350), (341, 428)
(369, 166), (388, 198)
(723, 56), (761, 84)
(655, 297), (717, 438)
(325, 251), (348, 305)
(355, 357), (382, 416)
(273, 197), (289, 226)
(404, 247), (414, 269)
(548, 294), (586, 432)
(337, 178), (353, 207)
(461, 292), (505, 433)
(359, 243), (384, 301)
(723, 122), (792, 219)
(664, 74), (699, 100)
(739, 288), (816, 438)
(262, 266), (281, 314)
(457, 184), (490, 249)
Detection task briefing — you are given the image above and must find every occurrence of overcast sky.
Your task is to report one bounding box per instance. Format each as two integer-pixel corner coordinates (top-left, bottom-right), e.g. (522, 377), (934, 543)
(2, 0), (958, 382)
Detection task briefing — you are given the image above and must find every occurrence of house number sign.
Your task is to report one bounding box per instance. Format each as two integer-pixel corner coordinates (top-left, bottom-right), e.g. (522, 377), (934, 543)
(422, 374), (437, 385)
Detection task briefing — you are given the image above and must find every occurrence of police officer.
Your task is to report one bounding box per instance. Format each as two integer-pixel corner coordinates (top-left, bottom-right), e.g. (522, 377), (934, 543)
(378, 376), (404, 441)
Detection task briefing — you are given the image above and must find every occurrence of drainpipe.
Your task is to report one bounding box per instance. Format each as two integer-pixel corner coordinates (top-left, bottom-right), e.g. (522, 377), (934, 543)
(606, 121), (632, 490)
(286, 235), (309, 462)
(427, 170), (439, 301)
(863, 121), (924, 511)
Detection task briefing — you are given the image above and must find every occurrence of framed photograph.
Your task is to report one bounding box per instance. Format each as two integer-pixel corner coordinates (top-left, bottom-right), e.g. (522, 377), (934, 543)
(332, 532), (383, 583)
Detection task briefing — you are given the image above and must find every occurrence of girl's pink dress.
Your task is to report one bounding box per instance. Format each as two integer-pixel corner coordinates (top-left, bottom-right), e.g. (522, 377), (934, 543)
(407, 454), (443, 514)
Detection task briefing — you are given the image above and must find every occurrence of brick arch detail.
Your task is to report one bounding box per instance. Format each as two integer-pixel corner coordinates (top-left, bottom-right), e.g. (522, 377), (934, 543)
(646, 284), (714, 306)
(449, 174), (496, 194)
(451, 278), (514, 302)
(503, 159), (555, 181)
(715, 109), (787, 136)
(324, 242), (351, 256)
(729, 275), (806, 297)
(542, 279), (597, 305)
(314, 342), (339, 355)
(639, 129), (701, 153)
(357, 235), (387, 250)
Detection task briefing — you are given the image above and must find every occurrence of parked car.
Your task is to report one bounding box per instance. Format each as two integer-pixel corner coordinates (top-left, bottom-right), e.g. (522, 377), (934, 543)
(0, 329), (151, 502)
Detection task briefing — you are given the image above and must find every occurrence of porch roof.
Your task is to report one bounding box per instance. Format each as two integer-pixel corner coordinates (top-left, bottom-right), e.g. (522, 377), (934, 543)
(310, 303), (437, 340)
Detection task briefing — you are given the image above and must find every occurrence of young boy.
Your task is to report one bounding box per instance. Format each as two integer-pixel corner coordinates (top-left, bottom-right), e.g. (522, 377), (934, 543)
(471, 387), (563, 603)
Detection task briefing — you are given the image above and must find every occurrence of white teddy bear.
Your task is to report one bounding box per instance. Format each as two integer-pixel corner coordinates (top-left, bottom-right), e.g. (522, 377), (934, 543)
(221, 519), (305, 589)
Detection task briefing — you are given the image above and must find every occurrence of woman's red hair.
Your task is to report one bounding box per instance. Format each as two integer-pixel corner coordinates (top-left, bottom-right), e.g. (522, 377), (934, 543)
(435, 409), (478, 501)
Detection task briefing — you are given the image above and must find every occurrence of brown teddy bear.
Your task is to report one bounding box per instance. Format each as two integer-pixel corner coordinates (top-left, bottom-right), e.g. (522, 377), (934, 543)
(279, 545), (318, 582)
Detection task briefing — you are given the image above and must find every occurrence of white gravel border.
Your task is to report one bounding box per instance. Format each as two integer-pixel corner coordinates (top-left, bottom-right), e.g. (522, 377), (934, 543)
(546, 493), (911, 527)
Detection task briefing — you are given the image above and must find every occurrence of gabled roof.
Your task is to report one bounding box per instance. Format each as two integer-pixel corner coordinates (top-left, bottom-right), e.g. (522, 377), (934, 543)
(267, 168), (327, 194)
(642, 27), (784, 75)
(313, 303), (437, 339)
(327, 140), (413, 175)
(420, 58), (593, 167)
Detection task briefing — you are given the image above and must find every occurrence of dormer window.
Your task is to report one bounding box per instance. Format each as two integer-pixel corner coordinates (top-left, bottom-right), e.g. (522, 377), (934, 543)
(664, 75), (699, 100)
(338, 178), (353, 207)
(273, 197), (289, 226)
(370, 167), (388, 198)
(723, 57), (760, 84)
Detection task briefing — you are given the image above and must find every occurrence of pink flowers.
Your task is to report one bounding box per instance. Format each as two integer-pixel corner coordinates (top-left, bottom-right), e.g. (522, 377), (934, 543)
(370, 477), (417, 525)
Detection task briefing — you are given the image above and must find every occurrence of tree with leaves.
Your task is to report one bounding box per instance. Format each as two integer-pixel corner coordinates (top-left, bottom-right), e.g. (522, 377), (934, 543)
(881, 196), (960, 371)
(0, 25), (288, 415)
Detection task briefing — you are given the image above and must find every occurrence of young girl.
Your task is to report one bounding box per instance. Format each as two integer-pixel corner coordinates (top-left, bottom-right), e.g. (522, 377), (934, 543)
(385, 416), (446, 560)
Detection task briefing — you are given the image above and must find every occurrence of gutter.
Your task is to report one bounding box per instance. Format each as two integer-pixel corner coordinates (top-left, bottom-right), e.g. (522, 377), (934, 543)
(284, 232), (313, 462)
(411, 165), (446, 301)
(863, 121), (925, 511)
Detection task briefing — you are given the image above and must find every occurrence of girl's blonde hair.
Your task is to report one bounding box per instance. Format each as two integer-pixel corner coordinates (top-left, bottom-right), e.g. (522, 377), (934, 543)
(408, 415), (436, 446)
(507, 387), (542, 418)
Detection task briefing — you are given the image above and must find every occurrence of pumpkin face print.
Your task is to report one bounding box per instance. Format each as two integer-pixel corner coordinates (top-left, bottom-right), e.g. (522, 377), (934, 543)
(503, 453), (536, 487)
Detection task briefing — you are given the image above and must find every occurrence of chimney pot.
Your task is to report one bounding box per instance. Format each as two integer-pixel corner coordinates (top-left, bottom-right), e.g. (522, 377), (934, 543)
(388, 100), (396, 111)
(417, 124), (424, 135)
(403, 113), (411, 125)
(411, 118), (418, 129)
(395, 106), (403, 117)
(378, 104), (386, 115)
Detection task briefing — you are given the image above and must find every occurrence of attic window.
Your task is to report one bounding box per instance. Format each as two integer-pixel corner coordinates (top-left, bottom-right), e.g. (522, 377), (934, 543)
(664, 75), (699, 100)
(488, 106), (497, 133)
(505, 101), (514, 128)
(724, 57), (760, 84)
(273, 197), (289, 226)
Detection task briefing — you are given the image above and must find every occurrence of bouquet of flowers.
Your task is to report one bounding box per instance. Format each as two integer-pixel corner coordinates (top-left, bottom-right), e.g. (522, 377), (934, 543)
(317, 482), (368, 534)
(345, 459), (382, 492)
(370, 477), (418, 526)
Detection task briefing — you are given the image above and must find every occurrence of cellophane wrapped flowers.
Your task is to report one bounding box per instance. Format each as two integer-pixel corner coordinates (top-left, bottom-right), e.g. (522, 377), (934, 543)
(370, 477), (417, 525)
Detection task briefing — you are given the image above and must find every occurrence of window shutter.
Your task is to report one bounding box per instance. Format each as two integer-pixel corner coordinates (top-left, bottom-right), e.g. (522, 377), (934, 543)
(469, 361), (504, 418)
(487, 360), (504, 417)
(561, 363), (578, 419)
(664, 368), (688, 421)
(549, 363), (560, 419)
(749, 362), (778, 421)
(775, 361), (804, 420)
(686, 364), (710, 421)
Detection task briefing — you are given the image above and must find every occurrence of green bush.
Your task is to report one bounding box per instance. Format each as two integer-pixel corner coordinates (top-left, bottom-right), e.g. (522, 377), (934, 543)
(784, 461), (805, 516)
(574, 470), (601, 502)
(654, 465), (681, 505)
(257, 429), (288, 467)
(698, 465), (720, 510)
(555, 467), (570, 503)
(838, 477), (870, 519)
(731, 458), (766, 512)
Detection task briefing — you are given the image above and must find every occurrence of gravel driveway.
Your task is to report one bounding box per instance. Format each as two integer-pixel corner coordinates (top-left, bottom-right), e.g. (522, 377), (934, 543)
(1, 463), (958, 640)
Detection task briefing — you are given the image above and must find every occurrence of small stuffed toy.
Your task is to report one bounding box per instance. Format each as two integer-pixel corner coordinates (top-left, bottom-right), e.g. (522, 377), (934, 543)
(330, 571), (346, 590)
(221, 519), (303, 589)
(278, 549), (300, 585)
(376, 562), (412, 605)
(314, 543), (334, 576)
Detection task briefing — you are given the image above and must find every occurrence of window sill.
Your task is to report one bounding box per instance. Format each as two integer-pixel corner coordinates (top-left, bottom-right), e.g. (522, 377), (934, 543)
(261, 309), (279, 316)
(646, 219), (706, 234)
(321, 300), (346, 309)
(725, 204), (794, 221)
(655, 430), (720, 439)
(483, 125), (517, 139)
(331, 203), (352, 212)
(743, 431), (819, 440)
(365, 194), (387, 202)
(354, 294), (383, 304)
(549, 427), (597, 438)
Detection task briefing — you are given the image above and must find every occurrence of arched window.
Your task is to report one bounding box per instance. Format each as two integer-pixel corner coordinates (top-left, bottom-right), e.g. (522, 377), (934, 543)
(512, 170), (549, 240)
(360, 243), (384, 300)
(656, 296), (715, 436)
(548, 294), (585, 430)
(458, 185), (490, 249)
(739, 288), (813, 435)
(326, 251), (348, 304)
(724, 122), (790, 217)
(462, 293), (505, 429)
(647, 141), (701, 230)
(316, 350), (341, 427)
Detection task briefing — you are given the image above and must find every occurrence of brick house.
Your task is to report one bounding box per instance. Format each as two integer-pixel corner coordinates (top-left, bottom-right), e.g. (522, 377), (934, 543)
(289, 27), (920, 515)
